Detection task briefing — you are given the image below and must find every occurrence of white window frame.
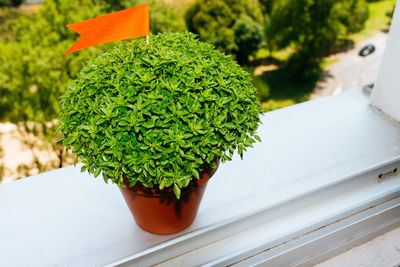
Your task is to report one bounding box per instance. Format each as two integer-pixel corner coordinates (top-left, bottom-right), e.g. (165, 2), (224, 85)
(1, 2), (400, 266)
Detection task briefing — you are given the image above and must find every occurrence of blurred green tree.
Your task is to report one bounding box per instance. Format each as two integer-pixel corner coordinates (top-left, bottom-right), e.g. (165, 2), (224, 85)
(147, 0), (187, 34)
(263, 11), (280, 58)
(268, 0), (369, 79)
(258, 0), (274, 13)
(232, 15), (263, 64)
(105, 0), (187, 33)
(0, 0), (186, 122)
(0, 0), (188, 177)
(186, 0), (264, 64)
(0, 0), (107, 121)
(0, 0), (22, 7)
(386, 4), (395, 24)
(0, 0), (107, 173)
(0, 7), (18, 41)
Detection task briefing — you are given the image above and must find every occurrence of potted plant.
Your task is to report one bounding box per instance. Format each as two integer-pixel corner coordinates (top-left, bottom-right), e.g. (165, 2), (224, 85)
(58, 32), (262, 234)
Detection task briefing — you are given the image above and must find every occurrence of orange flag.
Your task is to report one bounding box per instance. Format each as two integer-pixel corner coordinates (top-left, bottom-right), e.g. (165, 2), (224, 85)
(65, 4), (150, 54)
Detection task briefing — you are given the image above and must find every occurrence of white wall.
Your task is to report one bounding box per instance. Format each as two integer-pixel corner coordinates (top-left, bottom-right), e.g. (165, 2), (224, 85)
(370, 1), (400, 123)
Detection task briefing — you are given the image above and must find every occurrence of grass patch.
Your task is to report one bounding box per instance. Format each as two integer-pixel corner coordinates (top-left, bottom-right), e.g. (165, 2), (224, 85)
(321, 56), (339, 69)
(255, 46), (294, 62)
(261, 99), (296, 112)
(350, 0), (395, 43)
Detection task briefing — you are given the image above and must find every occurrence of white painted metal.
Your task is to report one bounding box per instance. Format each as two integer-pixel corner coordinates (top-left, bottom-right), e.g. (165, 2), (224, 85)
(234, 197), (400, 267)
(370, 0), (400, 123)
(117, 164), (400, 266)
(1, 90), (400, 266)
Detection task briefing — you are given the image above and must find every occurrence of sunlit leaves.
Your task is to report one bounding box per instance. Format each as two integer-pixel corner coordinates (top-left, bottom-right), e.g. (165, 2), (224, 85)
(59, 32), (262, 199)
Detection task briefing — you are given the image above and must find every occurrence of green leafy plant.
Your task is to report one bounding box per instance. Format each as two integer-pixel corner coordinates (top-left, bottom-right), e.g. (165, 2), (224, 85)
(59, 32), (262, 198)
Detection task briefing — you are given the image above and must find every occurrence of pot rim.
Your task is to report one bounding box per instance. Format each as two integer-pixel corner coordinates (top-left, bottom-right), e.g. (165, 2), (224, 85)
(120, 175), (211, 197)
(120, 157), (219, 197)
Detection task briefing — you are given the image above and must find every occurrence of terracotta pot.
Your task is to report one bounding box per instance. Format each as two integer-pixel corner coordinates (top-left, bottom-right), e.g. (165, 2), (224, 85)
(119, 158), (219, 234)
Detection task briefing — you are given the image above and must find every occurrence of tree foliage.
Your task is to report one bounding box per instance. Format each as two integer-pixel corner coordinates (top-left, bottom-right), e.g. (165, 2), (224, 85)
(59, 32), (262, 199)
(0, 0), (187, 124)
(0, 0), (21, 7)
(0, 0), (108, 172)
(263, 0), (368, 79)
(106, 0), (186, 34)
(0, 0), (187, 175)
(386, 4), (395, 23)
(233, 15), (263, 64)
(0, 0), (107, 123)
(186, 0), (264, 64)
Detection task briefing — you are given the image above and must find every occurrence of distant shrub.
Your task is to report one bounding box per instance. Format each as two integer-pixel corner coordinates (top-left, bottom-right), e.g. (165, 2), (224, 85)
(186, 0), (264, 64)
(233, 15), (263, 64)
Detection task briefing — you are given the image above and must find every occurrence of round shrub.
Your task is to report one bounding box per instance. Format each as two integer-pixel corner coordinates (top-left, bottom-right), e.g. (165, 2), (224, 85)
(59, 32), (262, 198)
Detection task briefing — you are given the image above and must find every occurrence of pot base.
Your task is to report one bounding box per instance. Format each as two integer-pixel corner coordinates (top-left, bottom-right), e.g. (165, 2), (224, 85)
(119, 158), (219, 234)
(120, 183), (209, 234)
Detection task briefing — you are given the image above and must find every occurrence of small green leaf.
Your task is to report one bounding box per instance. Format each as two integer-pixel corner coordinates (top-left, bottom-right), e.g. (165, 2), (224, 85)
(80, 165), (88, 173)
(192, 169), (200, 179)
(143, 121), (155, 129)
(129, 180), (137, 187)
(103, 173), (109, 184)
(159, 179), (166, 190)
(238, 144), (244, 159)
(102, 162), (115, 168)
(165, 178), (174, 187)
(94, 168), (101, 178)
(174, 183), (181, 199)
(182, 178), (190, 187)
(186, 154), (195, 161)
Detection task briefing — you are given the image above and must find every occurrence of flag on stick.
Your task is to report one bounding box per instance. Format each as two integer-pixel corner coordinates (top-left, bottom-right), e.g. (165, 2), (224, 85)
(65, 4), (150, 54)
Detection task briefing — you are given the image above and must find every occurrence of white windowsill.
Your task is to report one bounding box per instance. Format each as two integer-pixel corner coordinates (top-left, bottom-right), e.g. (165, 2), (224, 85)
(1, 89), (400, 266)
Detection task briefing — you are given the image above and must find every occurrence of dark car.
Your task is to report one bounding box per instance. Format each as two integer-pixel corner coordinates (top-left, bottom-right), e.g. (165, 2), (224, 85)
(362, 83), (374, 95)
(359, 44), (375, 57)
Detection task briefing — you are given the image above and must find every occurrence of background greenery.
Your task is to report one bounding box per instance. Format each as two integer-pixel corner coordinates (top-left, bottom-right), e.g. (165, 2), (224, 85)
(0, 0), (395, 181)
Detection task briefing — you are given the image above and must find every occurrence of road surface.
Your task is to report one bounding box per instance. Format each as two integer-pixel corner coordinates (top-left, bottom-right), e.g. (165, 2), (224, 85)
(311, 33), (388, 99)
